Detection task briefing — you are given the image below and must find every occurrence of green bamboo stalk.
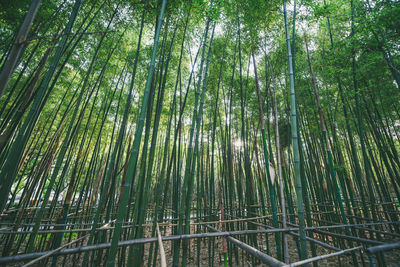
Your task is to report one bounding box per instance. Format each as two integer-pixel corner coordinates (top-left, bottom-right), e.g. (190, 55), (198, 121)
(0, 0), (41, 98)
(304, 33), (358, 266)
(271, 72), (290, 264)
(106, 1), (166, 265)
(283, 0), (308, 260)
(25, 10), (117, 253)
(173, 7), (212, 266)
(0, 0), (82, 213)
(252, 52), (282, 260)
(132, 18), (177, 266)
(181, 20), (215, 267)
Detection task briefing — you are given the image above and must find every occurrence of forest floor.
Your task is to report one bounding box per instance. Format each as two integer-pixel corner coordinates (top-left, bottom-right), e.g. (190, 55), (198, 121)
(3, 222), (400, 266)
(142, 223), (400, 267)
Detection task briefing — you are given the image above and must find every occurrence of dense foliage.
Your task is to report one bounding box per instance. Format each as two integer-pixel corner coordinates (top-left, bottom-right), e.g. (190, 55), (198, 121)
(0, 0), (399, 266)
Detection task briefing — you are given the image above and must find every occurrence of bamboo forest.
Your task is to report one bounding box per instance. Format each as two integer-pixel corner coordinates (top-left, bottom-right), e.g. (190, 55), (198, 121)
(0, 0), (399, 266)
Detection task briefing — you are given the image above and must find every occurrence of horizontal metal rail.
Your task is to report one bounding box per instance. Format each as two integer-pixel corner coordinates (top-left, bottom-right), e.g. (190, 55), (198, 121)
(0, 228), (295, 264)
(366, 241), (400, 254)
(205, 225), (285, 267)
(283, 246), (363, 267)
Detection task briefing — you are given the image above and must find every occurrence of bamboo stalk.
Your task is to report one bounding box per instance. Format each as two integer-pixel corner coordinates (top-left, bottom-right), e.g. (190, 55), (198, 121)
(283, 246), (363, 267)
(156, 223), (167, 267)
